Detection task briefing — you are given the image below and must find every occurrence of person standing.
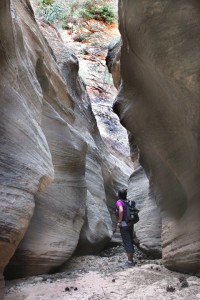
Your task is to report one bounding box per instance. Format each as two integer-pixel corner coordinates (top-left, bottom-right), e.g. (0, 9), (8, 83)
(116, 189), (135, 266)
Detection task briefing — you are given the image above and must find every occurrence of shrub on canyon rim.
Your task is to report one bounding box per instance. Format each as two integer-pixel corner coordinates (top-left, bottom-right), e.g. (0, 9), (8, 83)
(81, 1), (116, 24)
(35, 0), (66, 23)
(40, 0), (54, 4)
(34, 0), (117, 26)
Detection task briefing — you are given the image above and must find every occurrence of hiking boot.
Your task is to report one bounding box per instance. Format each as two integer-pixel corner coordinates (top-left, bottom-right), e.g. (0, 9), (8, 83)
(120, 260), (135, 268)
(127, 260), (135, 267)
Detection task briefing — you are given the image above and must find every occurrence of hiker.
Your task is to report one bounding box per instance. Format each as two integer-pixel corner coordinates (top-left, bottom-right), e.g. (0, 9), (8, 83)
(116, 188), (138, 266)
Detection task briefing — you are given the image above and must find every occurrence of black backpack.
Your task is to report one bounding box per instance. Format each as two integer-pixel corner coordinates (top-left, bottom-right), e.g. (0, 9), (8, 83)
(124, 200), (139, 225)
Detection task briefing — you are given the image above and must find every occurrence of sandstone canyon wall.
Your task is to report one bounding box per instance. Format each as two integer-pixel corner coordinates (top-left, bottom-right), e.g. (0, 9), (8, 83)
(107, 39), (162, 258)
(0, 0), (132, 297)
(114, 0), (200, 273)
(128, 166), (161, 258)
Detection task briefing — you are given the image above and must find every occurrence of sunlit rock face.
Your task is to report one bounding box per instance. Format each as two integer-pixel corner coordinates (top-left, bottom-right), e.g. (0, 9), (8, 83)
(1, 0), (132, 288)
(115, 0), (200, 273)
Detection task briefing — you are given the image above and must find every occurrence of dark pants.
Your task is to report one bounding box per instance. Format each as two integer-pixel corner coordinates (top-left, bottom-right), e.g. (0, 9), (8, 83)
(120, 225), (134, 253)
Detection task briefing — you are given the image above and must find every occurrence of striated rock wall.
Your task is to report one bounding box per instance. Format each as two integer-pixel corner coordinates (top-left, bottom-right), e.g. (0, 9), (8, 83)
(0, 0), (53, 294)
(37, 21), (132, 255)
(5, 101), (87, 278)
(114, 0), (200, 273)
(3, 0), (87, 280)
(0, 0), (132, 296)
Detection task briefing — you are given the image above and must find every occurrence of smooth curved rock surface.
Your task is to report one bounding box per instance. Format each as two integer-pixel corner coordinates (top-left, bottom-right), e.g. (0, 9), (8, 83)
(106, 27), (162, 259)
(128, 166), (161, 258)
(5, 102), (87, 278)
(0, 0), (54, 292)
(3, 0), (79, 280)
(39, 22), (132, 255)
(114, 0), (200, 273)
(2, 0), (132, 287)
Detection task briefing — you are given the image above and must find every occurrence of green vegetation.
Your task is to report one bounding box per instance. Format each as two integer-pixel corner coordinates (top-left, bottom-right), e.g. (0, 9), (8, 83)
(81, 1), (116, 23)
(34, 0), (117, 27)
(41, 0), (54, 5)
(36, 0), (64, 23)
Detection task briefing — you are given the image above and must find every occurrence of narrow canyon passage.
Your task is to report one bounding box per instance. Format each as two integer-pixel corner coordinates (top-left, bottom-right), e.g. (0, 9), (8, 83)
(1, 1), (200, 299)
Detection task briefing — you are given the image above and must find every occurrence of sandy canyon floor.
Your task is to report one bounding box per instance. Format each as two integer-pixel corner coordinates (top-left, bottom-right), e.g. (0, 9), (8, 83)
(4, 245), (200, 300)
